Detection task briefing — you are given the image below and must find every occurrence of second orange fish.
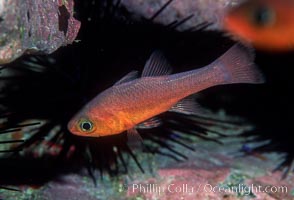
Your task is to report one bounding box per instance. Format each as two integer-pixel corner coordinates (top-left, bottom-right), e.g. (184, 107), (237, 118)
(224, 0), (294, 51)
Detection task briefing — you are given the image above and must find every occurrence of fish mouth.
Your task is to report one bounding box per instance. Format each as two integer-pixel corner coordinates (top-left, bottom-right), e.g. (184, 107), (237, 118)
(67, 119), (80, 136)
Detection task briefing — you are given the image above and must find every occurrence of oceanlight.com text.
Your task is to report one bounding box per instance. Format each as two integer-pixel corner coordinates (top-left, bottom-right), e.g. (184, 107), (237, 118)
(128, 183), (288, 196)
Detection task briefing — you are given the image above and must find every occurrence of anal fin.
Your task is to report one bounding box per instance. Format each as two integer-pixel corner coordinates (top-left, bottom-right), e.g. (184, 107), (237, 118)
(169, 96), (205, 116)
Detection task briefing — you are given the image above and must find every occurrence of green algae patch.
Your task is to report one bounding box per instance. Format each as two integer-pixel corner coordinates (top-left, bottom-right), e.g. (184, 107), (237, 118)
(219, 171), (256, 198)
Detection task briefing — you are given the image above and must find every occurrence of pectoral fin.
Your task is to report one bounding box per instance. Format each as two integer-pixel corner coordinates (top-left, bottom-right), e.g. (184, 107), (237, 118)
(136, 117), (162, 129)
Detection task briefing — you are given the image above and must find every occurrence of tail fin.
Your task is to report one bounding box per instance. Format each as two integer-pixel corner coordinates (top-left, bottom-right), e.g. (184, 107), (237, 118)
(217, 43), (265, 84)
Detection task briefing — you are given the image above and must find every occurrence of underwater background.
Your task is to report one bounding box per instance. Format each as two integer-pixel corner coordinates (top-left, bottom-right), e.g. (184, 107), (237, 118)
(0, 0), (294, 199)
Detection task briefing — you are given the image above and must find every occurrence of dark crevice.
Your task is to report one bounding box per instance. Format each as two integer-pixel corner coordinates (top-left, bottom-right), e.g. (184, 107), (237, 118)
(58, 5), (70, 36)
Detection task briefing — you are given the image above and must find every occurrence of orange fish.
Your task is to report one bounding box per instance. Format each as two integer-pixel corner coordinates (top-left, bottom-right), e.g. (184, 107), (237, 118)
(224, 0), (294, 51)
(68, 44), (264, 138)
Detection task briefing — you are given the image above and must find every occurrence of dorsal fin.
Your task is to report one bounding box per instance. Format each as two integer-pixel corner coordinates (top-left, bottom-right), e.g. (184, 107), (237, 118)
(142, 51), (172, 77)
(114, 70), (139, 86)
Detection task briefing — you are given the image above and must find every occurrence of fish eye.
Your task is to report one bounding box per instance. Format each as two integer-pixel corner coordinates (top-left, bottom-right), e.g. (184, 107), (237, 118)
(79, 120), (93, 132)
(252, 5), (275, 27)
